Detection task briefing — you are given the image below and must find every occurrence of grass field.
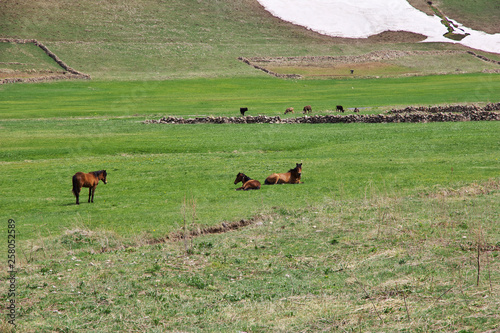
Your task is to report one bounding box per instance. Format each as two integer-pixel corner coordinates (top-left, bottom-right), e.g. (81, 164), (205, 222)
(2, 164), (500, 332)
(1, 76), (500, 333)
(1, 0), (500, 331)
(2, 118), (499, 238)
(1, 75), (499, 243)
(1, 74), (500, 119)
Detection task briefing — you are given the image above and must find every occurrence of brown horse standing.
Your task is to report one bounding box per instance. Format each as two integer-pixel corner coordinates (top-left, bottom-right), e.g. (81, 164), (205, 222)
(234, 173), (261, 190)
(264, 163), (302, 185)
(72, 170), (107, 204)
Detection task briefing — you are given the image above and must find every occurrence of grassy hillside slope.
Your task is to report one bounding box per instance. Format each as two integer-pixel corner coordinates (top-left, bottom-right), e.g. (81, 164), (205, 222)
(439, 0), (500, 34)
(1, 0), (499, 79)
(0, 0), (342, 79)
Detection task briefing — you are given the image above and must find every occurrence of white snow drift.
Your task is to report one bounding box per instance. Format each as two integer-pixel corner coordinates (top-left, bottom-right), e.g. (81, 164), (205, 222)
(257, 0), (500, 54)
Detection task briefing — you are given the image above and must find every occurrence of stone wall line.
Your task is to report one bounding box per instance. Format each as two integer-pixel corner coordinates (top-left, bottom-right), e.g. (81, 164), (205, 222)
(388, 102), (500, 114)
(237, 57), (302, 79)
(467, 51), (500, 66)
(145, 110), (500, 125)
(0, 38), (91, 84)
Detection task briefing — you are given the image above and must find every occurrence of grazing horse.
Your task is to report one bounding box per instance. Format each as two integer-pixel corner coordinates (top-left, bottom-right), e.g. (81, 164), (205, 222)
(336, 105), (344, 112)
(264, 163), (302, 185)
(285, 107), (294, 114)
(240, 107), (248, 116)
(303, 105), (312, 114)
(234, 173), (261, 190)
(72, 170), (107, 205)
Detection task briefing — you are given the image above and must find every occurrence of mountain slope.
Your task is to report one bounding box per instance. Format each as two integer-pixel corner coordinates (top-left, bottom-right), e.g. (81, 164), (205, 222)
(1, 0), (498, 79)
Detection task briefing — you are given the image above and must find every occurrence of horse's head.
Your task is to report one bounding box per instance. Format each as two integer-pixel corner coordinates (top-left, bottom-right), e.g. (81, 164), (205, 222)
(100, 170), (108, 184)
(294, 163), (302, 178)
(234, 172), (245, 184)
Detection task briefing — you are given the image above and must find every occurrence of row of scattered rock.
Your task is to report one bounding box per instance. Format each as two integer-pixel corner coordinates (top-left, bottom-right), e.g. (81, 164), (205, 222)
(246, 50), (465, 66)
(148, 115), (284, 124)
(388, 103), (500, 114)
(1, 73), (89, 85)
(145, 110), (500, 125)
(467, 51), (500, 66)
(237, 57), (302, 79)
(244, 50), (500, 72)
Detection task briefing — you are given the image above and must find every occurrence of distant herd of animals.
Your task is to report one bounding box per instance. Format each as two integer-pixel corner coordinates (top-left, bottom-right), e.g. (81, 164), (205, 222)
(71, 164), (302, 204)
(234, 163), (302, 191)
(241, 106), (359, 116)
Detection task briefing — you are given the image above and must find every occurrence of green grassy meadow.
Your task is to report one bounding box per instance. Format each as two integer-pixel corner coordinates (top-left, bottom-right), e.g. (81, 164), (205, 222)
(1, 74), (500, 119)
(1, 75), (499, 242)
(1, 116), (498, 242)
(1, 0), (500, 331)
(1, 59), (500, 333)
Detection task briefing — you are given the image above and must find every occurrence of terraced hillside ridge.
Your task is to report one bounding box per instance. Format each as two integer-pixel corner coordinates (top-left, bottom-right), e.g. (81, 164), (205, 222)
(1, 0), (499, 80)
(0, 38), (90, 84)
(240, 50), (500, 78)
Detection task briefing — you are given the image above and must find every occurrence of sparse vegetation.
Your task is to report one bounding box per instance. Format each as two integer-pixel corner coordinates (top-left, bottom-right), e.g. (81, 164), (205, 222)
(1, 179), (498, 332)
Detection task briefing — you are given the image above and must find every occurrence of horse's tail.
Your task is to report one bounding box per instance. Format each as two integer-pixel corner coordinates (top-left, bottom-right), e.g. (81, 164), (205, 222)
(72, 175), (80, 196)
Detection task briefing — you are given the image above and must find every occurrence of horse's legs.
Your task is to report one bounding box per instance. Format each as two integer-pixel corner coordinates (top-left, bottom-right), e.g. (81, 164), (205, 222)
(75, 191), (80, 205)
(90, 186), (96, 203)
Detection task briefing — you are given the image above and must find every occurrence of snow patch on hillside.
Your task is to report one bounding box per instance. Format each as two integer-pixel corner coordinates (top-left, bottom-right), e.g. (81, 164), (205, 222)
(257, 0), (500, 54)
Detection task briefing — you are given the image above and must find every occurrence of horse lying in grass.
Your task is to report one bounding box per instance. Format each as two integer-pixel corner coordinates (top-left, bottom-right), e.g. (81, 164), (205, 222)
(234, 173), (261, 190)
(72, 170), (107, 204)
(264, 163), (302, 185)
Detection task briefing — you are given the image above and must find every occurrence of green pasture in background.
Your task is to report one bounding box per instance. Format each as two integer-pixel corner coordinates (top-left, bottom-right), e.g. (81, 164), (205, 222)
(1, 74), (499, 119)
(1, 75), (499, 241)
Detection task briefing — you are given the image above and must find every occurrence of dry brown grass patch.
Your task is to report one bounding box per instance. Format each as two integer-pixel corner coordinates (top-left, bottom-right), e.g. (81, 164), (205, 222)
(422, 178), (500, 199)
